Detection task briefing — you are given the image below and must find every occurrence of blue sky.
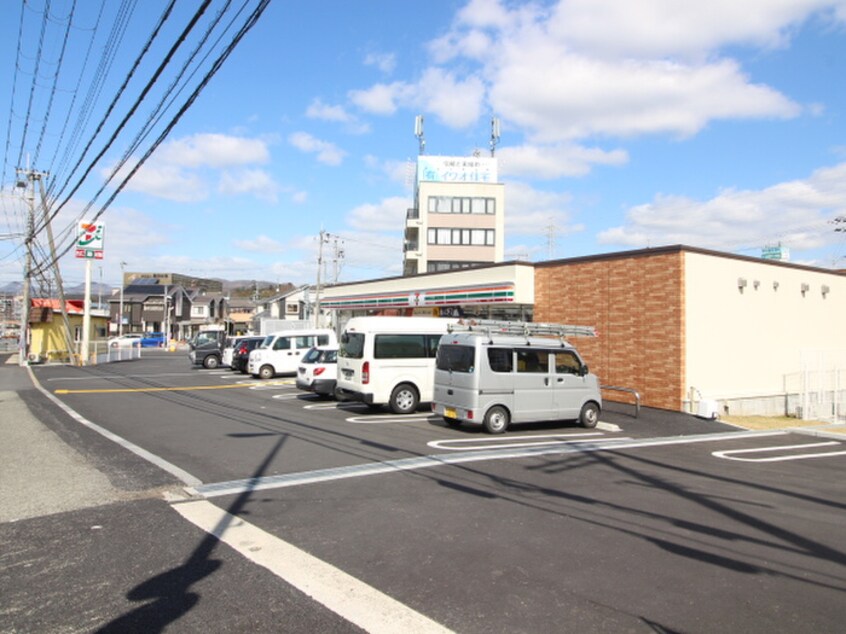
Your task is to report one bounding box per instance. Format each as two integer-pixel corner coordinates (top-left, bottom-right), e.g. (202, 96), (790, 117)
(1, 0), (845, 290)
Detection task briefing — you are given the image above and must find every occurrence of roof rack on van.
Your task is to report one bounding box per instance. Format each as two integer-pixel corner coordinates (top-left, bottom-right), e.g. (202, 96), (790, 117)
(447, 319), (596, 341)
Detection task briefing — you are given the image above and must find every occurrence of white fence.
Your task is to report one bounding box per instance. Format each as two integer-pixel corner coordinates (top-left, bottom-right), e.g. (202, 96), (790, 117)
(784, 349), (846, 423)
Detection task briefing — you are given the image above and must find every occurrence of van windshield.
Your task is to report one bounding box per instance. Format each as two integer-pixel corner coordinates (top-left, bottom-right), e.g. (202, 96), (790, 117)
(259, 335), (274, 349)
(339, 332), (365, 359)
(436, 344), (475, 372)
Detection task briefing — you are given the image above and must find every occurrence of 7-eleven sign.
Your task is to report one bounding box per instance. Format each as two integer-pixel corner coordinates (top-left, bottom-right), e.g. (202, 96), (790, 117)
(76, 221), (105, 259)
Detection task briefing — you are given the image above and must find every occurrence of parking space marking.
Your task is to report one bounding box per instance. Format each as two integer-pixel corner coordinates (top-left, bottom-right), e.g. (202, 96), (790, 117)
(272, 393), (303, 401)
(428, 431), (618, 451)
(303, 401), (347, 410)
(250, 379), (295, 391)
(345, 412), (433, 424)
(713, 441), (846, 462)
(191, 429), (789, 498)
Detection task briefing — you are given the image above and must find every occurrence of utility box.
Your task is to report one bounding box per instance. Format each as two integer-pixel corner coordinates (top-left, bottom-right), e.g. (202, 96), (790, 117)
(697, 399), (720, 420)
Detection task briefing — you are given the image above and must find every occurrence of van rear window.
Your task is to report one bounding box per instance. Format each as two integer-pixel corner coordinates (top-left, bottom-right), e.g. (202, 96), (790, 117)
(340, 332), (365, 359)
(436, 345), (475, 372)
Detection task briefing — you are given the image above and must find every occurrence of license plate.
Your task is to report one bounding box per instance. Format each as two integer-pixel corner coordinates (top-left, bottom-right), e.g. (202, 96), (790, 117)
(444, 407), (457, 419)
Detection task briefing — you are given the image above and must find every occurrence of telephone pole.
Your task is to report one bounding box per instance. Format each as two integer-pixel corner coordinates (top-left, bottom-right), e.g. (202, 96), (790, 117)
(314, 229), (329, 327)
(15, 167), (48, 365)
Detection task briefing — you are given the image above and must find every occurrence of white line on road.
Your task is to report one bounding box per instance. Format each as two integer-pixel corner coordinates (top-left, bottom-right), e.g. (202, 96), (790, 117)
(345, 412), (434, 424)
(428, 431), (613, 451)
(192, 430), (789, 499)
(172, 500), (453, 634)
(712, 441), (845, 462)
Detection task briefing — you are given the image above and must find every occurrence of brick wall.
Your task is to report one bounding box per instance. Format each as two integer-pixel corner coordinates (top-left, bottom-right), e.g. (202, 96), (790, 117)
(534, 251), (685, 411)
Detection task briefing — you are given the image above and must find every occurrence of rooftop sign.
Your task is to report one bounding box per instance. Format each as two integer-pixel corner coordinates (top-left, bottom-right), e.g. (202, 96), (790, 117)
(417, 156), (497, 184)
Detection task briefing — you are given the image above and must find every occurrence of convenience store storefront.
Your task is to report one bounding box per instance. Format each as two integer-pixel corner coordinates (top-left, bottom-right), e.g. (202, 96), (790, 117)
(320, 262), (535, 328)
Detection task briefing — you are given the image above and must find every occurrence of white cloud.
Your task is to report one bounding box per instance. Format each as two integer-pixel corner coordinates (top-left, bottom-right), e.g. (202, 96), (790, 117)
(120, 162), (209, 203)
(548, 0), (846, 59)
(288, 132), (346, 165)
(346, 196), (409, 232)
(504, 182), (584, 236)
(364, 51), (397, 73)
(348, 82), (404, 115)
(116, 133), (277, 202)
(233, 235), (284, 253)
(218, 169), (278, 203)
(306, 99), (355, 123)
(154, 133), (270, 167)
(498, 143), (628, 179)
(349, 68), (485, 129)
(305, 99), (370, 134)
(416, 0), (830, 145)
(598, 162), (846, 251)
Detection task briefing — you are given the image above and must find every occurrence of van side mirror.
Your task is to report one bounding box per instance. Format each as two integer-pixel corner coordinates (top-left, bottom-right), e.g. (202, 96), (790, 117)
(580, 365), (589, 376)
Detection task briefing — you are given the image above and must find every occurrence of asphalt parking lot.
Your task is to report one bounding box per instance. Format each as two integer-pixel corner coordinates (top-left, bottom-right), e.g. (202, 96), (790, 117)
(3, 351), (845, 633)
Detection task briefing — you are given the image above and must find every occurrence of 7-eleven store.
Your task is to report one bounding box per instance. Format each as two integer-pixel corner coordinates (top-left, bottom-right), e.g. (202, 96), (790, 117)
(320, 262), (535, 327)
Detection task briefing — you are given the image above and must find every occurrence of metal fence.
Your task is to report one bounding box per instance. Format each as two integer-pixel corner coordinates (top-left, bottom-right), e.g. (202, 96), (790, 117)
(784, 367), (846, 423)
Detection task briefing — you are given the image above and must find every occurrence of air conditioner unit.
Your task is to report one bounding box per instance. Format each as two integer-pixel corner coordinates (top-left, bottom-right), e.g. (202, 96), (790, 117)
(696, 399), (719, 420)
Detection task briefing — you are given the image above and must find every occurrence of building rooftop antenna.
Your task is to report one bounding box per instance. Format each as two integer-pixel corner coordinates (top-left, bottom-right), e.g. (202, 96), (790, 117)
(490, 116), (501, 157)
(414, 115), (426, 155)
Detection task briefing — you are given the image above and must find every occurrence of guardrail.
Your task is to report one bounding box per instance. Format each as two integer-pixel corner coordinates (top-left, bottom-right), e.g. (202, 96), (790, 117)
(601, 385), (641, 418)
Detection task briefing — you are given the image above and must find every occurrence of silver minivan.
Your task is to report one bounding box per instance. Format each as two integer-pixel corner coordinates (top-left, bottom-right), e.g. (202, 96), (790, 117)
(432, 322), (601, 434)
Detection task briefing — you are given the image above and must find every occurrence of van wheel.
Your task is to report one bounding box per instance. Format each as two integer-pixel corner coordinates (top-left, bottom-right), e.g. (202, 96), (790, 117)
(258, 365), (274, 380)
(484, 406), (509, 434)
(203, 355), (220, 369)
(580, 402), (600, 428)
(332, 385), (344, 401)
(390, 384), (419, 414)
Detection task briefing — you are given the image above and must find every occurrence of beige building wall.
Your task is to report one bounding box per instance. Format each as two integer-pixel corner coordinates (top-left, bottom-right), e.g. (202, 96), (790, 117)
(684, 251), (846, 415)
(406, 180), (505, 273)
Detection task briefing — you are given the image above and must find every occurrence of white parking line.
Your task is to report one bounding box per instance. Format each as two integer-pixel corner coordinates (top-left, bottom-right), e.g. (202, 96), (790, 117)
(345, 412), (433, 424)
(712, 441), (846, 462)
(173, 500), (452, 633)
(428, 432), (614, 451)
(191, 430), (790, 499)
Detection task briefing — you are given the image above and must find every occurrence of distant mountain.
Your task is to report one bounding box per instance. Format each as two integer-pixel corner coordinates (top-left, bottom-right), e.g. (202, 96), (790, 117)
(0, 282), (22, 294)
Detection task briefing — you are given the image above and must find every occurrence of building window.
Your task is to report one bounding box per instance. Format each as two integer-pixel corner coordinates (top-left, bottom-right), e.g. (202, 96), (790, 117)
(427, 196), (495, 215)
(426, 261), (487, 272)
(428, 228), (495, 246)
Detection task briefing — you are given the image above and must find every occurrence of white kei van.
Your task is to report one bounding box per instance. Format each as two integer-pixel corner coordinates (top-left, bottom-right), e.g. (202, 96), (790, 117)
(248, 329), (337, 379)
(336, 316), (457, 414)
(432, 320), (601, 433)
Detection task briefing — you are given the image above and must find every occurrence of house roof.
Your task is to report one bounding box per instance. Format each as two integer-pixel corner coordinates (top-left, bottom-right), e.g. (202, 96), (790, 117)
(31, 298), (85, 315)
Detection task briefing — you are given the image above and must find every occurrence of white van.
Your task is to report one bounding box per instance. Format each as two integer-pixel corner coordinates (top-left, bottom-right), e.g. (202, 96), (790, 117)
(432, 320), (601, 433)
(248, 329), (337, 379)
(336, 316), (457, 413)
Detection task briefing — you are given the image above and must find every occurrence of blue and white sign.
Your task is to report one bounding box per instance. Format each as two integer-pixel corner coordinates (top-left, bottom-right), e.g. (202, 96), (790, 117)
(417, 156), (497, 184)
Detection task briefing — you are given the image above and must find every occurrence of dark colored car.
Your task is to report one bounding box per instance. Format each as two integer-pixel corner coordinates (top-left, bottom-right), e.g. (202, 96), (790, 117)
(230, 336), (265, 373)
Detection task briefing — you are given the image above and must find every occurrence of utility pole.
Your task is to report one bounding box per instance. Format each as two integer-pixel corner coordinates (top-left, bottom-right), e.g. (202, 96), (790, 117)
(119, 261), (127, 336)
(331, 236), (345, 283)
(314, 228), (329, 327)
(36, 173), (77, 364)
(15, 167), (48, 365)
